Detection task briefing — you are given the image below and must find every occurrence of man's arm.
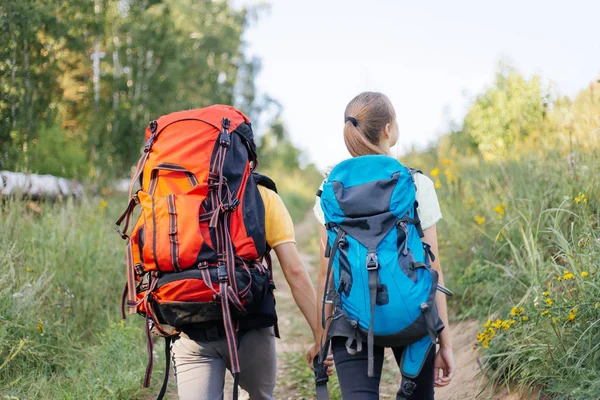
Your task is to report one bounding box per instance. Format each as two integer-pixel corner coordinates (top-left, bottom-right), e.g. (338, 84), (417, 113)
(274, 242), (319, 343)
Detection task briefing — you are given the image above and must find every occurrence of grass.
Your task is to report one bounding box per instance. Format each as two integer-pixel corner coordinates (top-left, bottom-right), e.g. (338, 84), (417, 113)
(413, 146), (600, 398)
(0, 197), (161, 399)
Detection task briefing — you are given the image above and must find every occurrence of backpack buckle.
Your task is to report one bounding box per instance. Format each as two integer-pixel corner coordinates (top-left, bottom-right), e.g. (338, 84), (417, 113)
(221, 198), (240, 212)
(217, 265), (229, 282)
(219, 117), (231, 147)
(115, 226), (129, 240)
(219, 132), (230, 147)
(143, 135), (156, 153)
(143, 120), (159, 152)
(366, 253), (379, 270)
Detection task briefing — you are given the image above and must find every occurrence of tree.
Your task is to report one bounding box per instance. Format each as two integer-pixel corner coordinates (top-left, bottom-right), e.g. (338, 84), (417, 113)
(458, 64), (551, 159)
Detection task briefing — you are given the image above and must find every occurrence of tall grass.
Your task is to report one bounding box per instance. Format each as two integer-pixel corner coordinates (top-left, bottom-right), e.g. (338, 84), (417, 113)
(0, 197), (159, 399)
(411, 147), (600, 398)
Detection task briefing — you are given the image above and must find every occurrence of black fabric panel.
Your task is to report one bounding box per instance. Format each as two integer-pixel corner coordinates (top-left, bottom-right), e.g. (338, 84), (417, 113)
(376, 283), (389, 305)
(331, 172), (399, 217)
(154, 300), (224, 326)
(340, 212), (397, 251)
(338, 242), (353, 296)
(195, 242), (217, 265)
(233, 122), (257, 163)
(221, 131), (249, 198)
(397, 224), (418, 282)
(243, 175), (267, 257)
(253, 173), (278, 193)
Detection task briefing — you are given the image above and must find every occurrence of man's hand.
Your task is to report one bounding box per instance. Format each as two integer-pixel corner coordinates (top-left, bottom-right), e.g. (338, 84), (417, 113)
(306, 343), (335, 376)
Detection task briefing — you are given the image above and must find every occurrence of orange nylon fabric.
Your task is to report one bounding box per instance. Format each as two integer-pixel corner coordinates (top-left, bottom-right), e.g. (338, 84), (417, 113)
(136, 279), (218, 306)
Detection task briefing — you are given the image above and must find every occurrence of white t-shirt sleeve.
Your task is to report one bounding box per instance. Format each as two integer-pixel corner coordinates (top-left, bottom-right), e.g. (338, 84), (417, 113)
(313, 175), (441, 229)
(313, 181), (326, 225)
(414, 173), (442, 230)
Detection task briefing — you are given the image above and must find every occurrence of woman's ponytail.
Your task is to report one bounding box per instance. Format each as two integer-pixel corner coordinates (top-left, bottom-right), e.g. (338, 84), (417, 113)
(342, 92), (397, 157)
(343, 118), (386, 157)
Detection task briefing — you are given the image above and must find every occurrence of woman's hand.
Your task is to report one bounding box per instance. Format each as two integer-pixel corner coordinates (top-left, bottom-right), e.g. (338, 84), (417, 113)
(434, 346), (455, 387)
(306, 343), (335, 376)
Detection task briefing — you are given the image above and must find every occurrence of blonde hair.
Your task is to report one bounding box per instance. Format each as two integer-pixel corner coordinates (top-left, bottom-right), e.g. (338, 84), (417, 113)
(343, 92), (396, 157)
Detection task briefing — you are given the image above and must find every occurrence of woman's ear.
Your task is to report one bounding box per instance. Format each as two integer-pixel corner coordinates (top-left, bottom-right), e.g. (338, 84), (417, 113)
(383, 123), (392, 140)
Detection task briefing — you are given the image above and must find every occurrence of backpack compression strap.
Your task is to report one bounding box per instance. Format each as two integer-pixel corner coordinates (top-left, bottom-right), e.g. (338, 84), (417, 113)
(366, 250), (379, 377)
(314, 356), (330, 400)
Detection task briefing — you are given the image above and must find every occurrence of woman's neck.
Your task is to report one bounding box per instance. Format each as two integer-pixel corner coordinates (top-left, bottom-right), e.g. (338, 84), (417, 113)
(377, 141), (391, 155)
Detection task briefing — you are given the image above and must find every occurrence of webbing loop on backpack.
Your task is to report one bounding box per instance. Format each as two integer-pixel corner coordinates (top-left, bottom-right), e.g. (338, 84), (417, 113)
(322, 228), (345, 328)
(366, 250), (379, 377)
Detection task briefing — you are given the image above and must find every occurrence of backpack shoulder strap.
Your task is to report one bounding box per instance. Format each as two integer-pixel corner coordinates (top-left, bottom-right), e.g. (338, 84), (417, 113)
(407, 167), (423, 178)
(253, 173), (278, 193)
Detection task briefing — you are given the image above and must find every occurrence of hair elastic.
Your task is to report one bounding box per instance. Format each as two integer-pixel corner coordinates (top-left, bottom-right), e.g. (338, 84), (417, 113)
(345, 116), (358, 127)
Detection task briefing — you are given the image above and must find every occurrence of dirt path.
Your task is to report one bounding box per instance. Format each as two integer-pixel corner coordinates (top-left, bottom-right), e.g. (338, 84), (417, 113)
(435, 320), (488, 400)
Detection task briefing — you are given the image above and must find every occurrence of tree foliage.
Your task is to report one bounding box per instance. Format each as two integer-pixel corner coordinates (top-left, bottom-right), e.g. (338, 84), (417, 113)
(457, 64), (552, 159)
(0, 0), (271, 180)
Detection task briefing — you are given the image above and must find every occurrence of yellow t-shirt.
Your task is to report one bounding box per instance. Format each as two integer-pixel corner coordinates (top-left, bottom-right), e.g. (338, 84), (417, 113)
(257, 185), (296, 249)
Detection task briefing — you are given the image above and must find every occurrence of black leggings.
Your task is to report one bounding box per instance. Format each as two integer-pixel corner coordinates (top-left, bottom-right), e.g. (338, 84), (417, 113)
(331, 336), (435, 400)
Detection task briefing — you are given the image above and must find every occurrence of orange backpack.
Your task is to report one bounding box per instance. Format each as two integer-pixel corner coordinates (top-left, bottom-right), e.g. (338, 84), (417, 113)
(115, 105), (276, 399)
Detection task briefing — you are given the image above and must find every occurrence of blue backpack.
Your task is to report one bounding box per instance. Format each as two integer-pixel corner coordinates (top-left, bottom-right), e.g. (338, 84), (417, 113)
(314, 155), (449, 398)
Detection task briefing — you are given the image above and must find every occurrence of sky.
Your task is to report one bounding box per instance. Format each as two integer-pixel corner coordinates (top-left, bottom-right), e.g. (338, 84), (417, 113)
(237, 0), (600, 169)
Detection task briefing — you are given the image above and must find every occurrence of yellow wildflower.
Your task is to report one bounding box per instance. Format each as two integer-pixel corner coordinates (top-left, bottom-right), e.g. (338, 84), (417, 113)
(543, 291), (550, 297)
(568, 312), (576, 322)
(491, 319), (502, 329)
(494, 203), (505, 219)
(99, 199), (108, 211)
(578, 237), (591, 248)
(545, 298), (553, 306)
(519, 307), (525, 313)
(553, 317), (559, 323)
(557, 277), (563, 282)
(430, 168), (439, 177)
(510, 306), (520, 317)
(572, 307), (578, 313)
(477, 332), (484, 342)
(57, 285), (61, 292)
(595, 303), (599, 309)
(434, 179), (442, 189)
(482, 340), (490, 349)
(522, 316), (529, 322)
(474, 215), (486, 225)
(564, 271), (575, 280)
(25, 266), (32, 272)
(574, 192), (588, 205)
(484, 319), (491, 328)
(541, 310), (550, 316)
(581, 271), (589, 278)
(37, 321), (44, 334)
(495, 229), (507, 242)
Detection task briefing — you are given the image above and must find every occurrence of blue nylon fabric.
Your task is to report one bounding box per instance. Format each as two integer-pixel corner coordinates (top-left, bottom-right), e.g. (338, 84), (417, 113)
(322, 155), (413, 224)
(402, 336), (434, 378)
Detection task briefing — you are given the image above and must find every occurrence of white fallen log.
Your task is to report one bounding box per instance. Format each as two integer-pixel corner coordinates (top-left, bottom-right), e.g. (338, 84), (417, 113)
(0, 171), (84, 200)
